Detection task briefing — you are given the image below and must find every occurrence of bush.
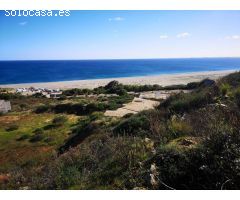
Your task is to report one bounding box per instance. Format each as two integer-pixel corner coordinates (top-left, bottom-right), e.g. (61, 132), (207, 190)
(52, 116), (67, 126)
(169, 117), (192, 138)
(5, 124), (19, 132)
(123, 84), (163, 92)
(104, 80), (121, 92)
(220, 71), (240, 87)
(108, 94), (133, 105)
(93, 86), (106, 95)
(160, 90), (214, 113)
(52, 95), (133, 115)
(32, 93), (45, 98)
(35, 105), (51, 114)
(16, 134), (30, 141)
(123, 113), (134, 118)
(19, 103), (28, 110)
(58, 95), (67, 100)
(89, 112), (104, 121)
(107, 101), (120, 110)
(44, 137), (54, 143)
(53, 103), (75, 114)
(0, 92), (23, 100)
(234, 88), (240, 107)
(33, 128), (44, 135)
(29, 134), (44, 143)
(115, 88), (127, 96)
(59, 121), (101, 153)
(134, 126), (240, 190)
(62, 88), (92, 96)
(220, 83), (230, 96)
(43, 124), (56, 130)
(113, 112), (150, 137)
(186, 81), (200, 89)
(52, 102), (108, 115)
(86, 103), (107, 113)
(163, 84), (186, 90)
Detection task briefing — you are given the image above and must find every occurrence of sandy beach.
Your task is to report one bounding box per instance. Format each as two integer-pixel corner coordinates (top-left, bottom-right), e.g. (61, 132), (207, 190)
(0, 70), (237, 89)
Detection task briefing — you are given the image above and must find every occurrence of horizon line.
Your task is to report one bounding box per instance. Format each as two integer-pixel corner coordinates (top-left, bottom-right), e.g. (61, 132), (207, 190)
(1, 56), (240, 62)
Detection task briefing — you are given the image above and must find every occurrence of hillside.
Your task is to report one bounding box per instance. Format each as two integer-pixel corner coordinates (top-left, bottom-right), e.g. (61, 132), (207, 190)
(1, 72), (240, 189)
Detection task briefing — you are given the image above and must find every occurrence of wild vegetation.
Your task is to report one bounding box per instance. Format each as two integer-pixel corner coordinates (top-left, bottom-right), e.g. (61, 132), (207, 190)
(62, 80), (201, 97)
(1, 72), (240, 189)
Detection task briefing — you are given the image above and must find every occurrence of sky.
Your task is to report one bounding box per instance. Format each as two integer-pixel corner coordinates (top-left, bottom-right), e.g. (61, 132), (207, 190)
(0, 10), (240, 60)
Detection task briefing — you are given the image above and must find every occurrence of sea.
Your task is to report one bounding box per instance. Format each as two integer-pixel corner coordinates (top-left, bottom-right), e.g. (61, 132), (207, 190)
(0, 57), (240, 84)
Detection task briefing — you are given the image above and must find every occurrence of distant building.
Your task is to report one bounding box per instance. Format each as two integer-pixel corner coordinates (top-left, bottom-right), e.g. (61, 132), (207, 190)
(0, 100), (11, 114)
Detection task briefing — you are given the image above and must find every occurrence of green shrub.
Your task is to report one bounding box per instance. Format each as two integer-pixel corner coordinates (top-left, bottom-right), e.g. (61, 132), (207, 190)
(19, 103), (28, 110)
(52, 102), (108, 115)
(29, 134), (45, 143)
(5, 124), (19, 132)
(135, 127), (240, 190)
(44, 137), (54, 143)
(35, 105), (51, 113)
(220, 71), (240, 87)
(32, 93), (45, 98)
(115, 88), (127, 96)
(16, 134), (30, 141)
(43, 124), (56, 130)
(235, 88), (240, 107)
(108, 94), (133, 105)
(113, 112), (150, 136)
(62, 88), (92, 96)
(59, 121), (101, 153)
(161, 90), (214, 113)
(33, 128), (44, 135)
(123, 113), (134, 118)
(89, 112), (104, 121)
(186, 81), (200, 89)
(220, 83), (230, 96)
(86, 103), (106, 113)
(168, 118), (192, 138)
(123, 84), (163, 92)
(53, 103), (76, 114)
(163, 84), (186, 90)
(0, 92), (23, 100)
(58, 95), (67, 100)
(107, 101), (121, 110)
(104, 80), (122, 93)
(52, 116), (67, 126)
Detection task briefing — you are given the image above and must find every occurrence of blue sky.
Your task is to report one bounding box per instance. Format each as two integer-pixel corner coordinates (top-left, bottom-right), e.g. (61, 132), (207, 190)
(0, 10), (240, 60)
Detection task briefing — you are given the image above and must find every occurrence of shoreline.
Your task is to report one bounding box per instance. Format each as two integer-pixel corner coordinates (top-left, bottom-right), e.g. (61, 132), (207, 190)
(0, 70), (237, 89)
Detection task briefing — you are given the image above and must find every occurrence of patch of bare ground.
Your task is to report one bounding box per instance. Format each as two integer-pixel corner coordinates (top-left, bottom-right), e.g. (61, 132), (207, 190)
(104, 97), (159, 117)
(0, 115), (20, 125)
(0, 146), (53, 167)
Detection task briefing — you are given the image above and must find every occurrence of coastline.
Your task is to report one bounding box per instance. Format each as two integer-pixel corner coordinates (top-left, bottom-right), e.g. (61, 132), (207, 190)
(0, 69), (237, 89)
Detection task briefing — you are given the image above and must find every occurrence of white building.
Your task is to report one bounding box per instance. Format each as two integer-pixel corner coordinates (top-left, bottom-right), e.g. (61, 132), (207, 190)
(0, 100), (11, 114)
